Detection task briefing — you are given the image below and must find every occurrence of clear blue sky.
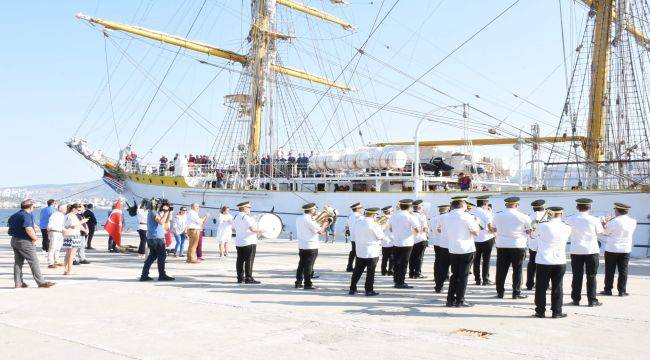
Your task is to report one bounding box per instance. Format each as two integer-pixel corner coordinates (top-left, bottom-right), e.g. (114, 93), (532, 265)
(0, 0), (586, 187)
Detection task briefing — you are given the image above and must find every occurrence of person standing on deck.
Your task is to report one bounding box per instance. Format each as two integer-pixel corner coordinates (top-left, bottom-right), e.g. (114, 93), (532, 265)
(83, 204), (97, 250)
(172, 207), (188, 257)
(234, 201), (260, 284)
(526, 199), (547, 290)
(600, 203), (637, 297)
(409, 200), (429, 279)
(445, 197), (480, 307)
(345, 203), (364, 272)
(349, 208), (385, 296)
(140, 200), (175, 282)
(295, 203), (329, 290)
(470, 195), (496, 286)
(46, 204), (67, 268)
(136, 201), (149, 259)
(216, 206), (233, 257)
(187, 203), (209, 264)
(39, 199), (57, 252)
(432, 204), (451, 293)
(380, 206), (394, 276)
(389, 199), (419, 289)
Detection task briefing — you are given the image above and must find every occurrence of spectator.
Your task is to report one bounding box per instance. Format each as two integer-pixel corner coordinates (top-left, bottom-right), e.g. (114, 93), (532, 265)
(39, 199), (57, 252)
(172, 207), (188, 257)
(137, 201), (149, 259)
(216, 206), (234, 257)
(159, 154), (169, 173)
(62, 203), (88, 275)
(9, 199), (55, 288)
(83, 204), (98, 250)
(75, 204), (91, 265)
(47, 204), (67, 268)
(187, 203), (210, 264)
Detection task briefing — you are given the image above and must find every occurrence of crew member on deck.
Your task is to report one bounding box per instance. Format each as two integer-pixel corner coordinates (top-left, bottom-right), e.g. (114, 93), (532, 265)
(445, 196), (480, 307)
(565, 198), (604, 306)
(493, 197), (532, 299)
(380, 206), (394, 276)
(389, 199), (419, 289)
(601, 203), (637, 297)
(295, 203), (329, 290)
(432, 204), (451, 293)
(349, 208), (385, 296)
(234, 201), (260, 284)
(533, 207), (571, 318)
(409, 200), (429, 279)
(526, 199), (547, 290)
(470, 195), (495, 286)
(346, 203), (364, 272)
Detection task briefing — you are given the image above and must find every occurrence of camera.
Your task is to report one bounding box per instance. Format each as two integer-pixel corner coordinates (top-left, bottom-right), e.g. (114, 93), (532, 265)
(144, 198), (173, 212)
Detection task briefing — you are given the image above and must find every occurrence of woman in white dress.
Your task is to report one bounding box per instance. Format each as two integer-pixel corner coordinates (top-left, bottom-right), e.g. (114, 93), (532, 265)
(62, 204), (88, 275)
(216, 206), (234, 257)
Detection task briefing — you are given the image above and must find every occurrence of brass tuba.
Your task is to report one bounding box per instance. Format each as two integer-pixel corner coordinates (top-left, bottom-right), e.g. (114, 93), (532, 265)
(313, 206), (337, 226)
(376, 214), (390, 225)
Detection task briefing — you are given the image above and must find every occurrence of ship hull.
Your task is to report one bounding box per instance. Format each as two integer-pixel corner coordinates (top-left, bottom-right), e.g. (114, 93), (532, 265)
(119, 179), (650, 257)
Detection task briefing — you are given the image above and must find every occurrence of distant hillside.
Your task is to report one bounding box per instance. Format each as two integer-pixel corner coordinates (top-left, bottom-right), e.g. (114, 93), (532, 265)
(0, 180), (119, 208)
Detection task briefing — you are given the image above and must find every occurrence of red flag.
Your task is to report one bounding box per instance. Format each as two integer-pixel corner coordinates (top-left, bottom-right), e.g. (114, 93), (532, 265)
(104, 199), (123, 247)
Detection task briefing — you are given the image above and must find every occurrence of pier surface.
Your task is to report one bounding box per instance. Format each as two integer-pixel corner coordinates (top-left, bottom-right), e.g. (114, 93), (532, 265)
(1, 232), (649, 359)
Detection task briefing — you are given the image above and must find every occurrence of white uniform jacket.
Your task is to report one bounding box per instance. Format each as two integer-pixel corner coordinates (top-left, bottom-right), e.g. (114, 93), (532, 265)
(534, 218), (571, 265)
(389, 210), (418, 247)
(355, 217), (385, 258)
(602, 215), (637, 253)
(445, 209), (480, 254)
(494, 208), (532, 249)
(234, 213), (258, 246)
(470, 207), (494, 243)
(565, 212), (604, 255)
(296, 214), (321, 250)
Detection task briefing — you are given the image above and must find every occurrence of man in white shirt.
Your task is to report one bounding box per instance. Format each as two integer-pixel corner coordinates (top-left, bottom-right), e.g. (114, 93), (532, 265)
(380, 206), (394, 276)
(234, 201), (260, 284)
(409, 200), (429, 279)
(446, 197), (480, 307)
(349, 208), (385, 296)
(526, 199), (547, 290)
(187, 203), (209, 264)
(46, 204), (67, 268)
(470, 195), (496, 286)
(565, 198), (604, 306)
(533, 207), (572, 318)
(295, 203), (329, 290)
(136, 203), (149, 259)
(345, 203), (364, 272)
(389, 199), (419, 289)
(493, 197), (532, 299)
(432, 204), (451, 293)
(601, 202), (637, 297)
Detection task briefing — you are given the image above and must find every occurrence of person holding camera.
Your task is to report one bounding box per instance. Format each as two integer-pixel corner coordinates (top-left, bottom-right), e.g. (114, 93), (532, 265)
(140, 200), (175, 281)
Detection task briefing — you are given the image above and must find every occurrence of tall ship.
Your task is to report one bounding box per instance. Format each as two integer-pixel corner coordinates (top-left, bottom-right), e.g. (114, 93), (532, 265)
(69, 0), (649, 255)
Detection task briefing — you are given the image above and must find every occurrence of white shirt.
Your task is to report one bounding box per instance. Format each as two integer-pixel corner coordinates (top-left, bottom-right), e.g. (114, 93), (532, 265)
(494, 208), (532, 248)
(215, 213), (233, 242)
(413, 211), (429, 243)
(389, 210), (419, 247)
(354, 217), (385, 258)
(445, 209), (480, 254)
(602, 215), (637, 253)
(535, 218), (572, 265)
(346, 212), (363, 242)
(137, 208), (149, 231)
(296, 214), (321, 250)
(527, 210), (547, 250)
(381, 215), (393, 247)
(47, 211), (65, 232)
(234, 213), (258, 246)
(437, 213), (450, 248)
(188, 209), (205, 230)
(470, 207), (494, 243)
(64, 213), (81, 237)
(429, 213), (443, 246)
(565, 212), (604, 255)
(172, 213), (187, 235)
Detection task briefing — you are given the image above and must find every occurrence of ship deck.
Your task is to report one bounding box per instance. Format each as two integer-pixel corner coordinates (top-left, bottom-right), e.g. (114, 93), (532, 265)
(1, 231), (649, 359)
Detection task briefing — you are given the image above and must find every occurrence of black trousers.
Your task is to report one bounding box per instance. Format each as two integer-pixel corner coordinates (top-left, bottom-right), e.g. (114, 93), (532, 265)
(381, 246), (394, 274)
(86, 225), (96, 248)
(392, 246), (412, 285)
(409, 241), (427, 277)
(41, 229), (50, 252)
(535, 264), (566, 315)
(571, 253), (599, 303)
(347, 241), (356, 270)
(448, 252), (474, 304)
(236, 244), (257, 281)
(296, 249), (318, 286)
(473, 238), (494, 282)
(141, 238), (167, 278)
(434, 246), (450, 291)
(496, 248), (526, 296)
(137, 229), (147, 255)
(526, 250), (537, 289)
(108, 236), (117, 251)
(350, 257), (379, 293)
(604, 251), (630, 294)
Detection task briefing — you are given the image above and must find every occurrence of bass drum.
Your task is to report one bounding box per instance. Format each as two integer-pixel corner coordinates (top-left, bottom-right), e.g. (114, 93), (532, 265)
(255, 213), (284, 239)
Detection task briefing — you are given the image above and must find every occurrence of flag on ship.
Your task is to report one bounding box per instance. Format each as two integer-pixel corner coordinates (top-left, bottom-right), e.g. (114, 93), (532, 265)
(104, 199), (123, 247)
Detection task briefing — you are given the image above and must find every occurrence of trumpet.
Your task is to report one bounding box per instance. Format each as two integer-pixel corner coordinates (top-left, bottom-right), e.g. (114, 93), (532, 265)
(313, 206), (337, 226)
(376, 214), (390, 225)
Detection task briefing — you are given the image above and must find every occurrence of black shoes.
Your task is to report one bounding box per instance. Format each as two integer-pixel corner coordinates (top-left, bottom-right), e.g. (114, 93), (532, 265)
(312, 275), (320, 279)
(381, 271), (387, 276)
(619, 292), (629, 297)
(394, 284), (413, 289)
(512, 294), (528, 300)
(365, 291), (379, 296)
(533, 312), (545, 318)
(245, 279), (261, 284)
(552, 313), (568, 319)
(86, 246), (95, 250)
(79, 260), (91, 265)
(599, 290), (613, 296)
(303, 285), (317, 290)
(139, 276), (154, 281)
(346, 268), (353, 273)
(294, 282), (303, 289)
(73, 260), (80, 266)
(349, 289), (357, 295)
(496, 293), (504, 299)
(159, 275), (175, 281)
(237, 279), (244, 284)
(434, 288), (442, 293)
(386, 271), (394, 276)
(475, 280), (482, 286)
(588, 300), (603, 307)
(455, 301), (473, 308)
(571, 300), (580, 306)
(445, 301), (455, 307)
(483, 279), (494, 286)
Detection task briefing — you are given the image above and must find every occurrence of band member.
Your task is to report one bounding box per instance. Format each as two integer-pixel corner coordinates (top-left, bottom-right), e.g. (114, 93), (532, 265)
(349, 208), (385, 296)
(234, 201), (260, 284)
(409, 200), (429, 279)
(295, 203), (329, 290)
(446, 197), (480, 307)
(526, 199), (547, 290)
(346, 203), (364, 272)
(470, 195), (495, 285)
(565, 198), (604, 306)
(380, 206), (394, 276)
(493, 197), (532, 299)
(389, 199), (419, 289)
(601, 203), (637, 297)
(534, 207), (571, 318)
(432, 204), (451, 293)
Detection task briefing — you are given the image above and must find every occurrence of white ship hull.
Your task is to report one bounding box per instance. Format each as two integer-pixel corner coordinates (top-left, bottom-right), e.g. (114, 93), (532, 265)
(122, 179), (650, 258)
